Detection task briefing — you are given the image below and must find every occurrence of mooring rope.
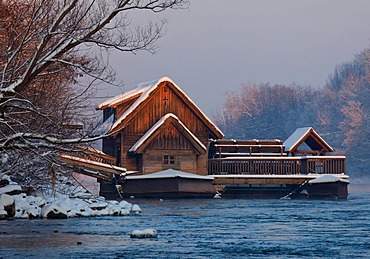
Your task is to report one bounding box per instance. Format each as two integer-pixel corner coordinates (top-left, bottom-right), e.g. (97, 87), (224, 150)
(280, 180), (308, 199)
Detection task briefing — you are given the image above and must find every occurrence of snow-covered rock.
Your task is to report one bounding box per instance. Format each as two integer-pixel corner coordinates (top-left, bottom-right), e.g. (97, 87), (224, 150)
(0, 194), (15, 217)
(0, 184), (22, 195)
(0, 173), (143, 219)
(0, 193), (14, 207)
(130, 229), (157, 238)
(54, 197), (71, 212)
(89, 201), (108, 210)
(25, 207), (40, 219)
(120, 208), (130, 216)
(0, 178), (9, 188)
(0, 206), (8, 219)
(41, 204), (68, 219)
(108, 206), (121, 216)
(131, 204), (141, 214)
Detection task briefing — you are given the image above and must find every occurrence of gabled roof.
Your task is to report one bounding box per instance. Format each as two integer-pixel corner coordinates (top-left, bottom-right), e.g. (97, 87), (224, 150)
(97, 79), (157, 110)
(98, 77), (224, 138)
(125, 169), (214, 180)
(284, 127), (333, 153)
(90, 114), (114, 137)
(129, 113), (207, 155)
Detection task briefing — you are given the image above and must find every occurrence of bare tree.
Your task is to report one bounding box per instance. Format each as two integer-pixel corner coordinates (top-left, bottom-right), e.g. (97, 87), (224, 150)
(0, 0), (188, 150)
(0, 0), (188, 192)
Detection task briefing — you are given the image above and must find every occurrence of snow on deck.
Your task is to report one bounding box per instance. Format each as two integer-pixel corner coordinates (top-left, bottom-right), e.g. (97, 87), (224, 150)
(125, 169), (214, 180)
(308, 174), (350, 184)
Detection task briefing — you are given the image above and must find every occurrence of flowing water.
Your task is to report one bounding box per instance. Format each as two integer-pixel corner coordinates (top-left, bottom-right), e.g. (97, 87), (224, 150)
(1, 185), (369, 258)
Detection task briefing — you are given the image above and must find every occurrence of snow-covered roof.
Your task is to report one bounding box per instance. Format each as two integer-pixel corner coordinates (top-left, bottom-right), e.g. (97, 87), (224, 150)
(308, 174), (350, 184)
(129, 113), (207, 154)
(98, 79), (158, 110)
(99, 77), (224, 138)
(284, 127), (333, 153)
(90, 114), (114, 137)
(125, 169), (214, 180)
(59, 155), (127, 174)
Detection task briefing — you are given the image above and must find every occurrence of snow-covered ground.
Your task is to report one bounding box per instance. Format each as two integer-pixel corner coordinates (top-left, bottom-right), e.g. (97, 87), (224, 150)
(0, 173), (141, 219)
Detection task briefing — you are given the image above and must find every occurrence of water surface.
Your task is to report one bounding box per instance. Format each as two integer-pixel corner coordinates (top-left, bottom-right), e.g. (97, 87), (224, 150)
(1, 185), (369, 258)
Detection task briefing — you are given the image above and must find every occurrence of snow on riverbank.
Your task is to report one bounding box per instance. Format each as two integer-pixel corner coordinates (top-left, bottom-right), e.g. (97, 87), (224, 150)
(0, 173), (141, 219)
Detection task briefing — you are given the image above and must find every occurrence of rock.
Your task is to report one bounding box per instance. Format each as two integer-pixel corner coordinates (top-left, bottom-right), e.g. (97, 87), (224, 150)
(0, 175), (144, 220)
(89, 201), (108, 211)
(0, 184), (22, 195)
(14, 200), (33, 218)
(25, 207), (40, 219)
(0, 206), (8, 219)
(54, 197), (71, 212)
(130, 229), (158, 238)
(41, 204), (68, 219)
(0, 178), (9, 188)
(131, 204), (141, 214)
(0, 174), (11, 187)
(0, 194), (14, 206)
(34, 197), (46, 208)
(120, 209), (130, 216)
(0, 194), (15, 217)
(14, 193), (27, 201)
(108, 206), (120, 216)
(122, 202), (132, 211)
(96, 208), (109, 216)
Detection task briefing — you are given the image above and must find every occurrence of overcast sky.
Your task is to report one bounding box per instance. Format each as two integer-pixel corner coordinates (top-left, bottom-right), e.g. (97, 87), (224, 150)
(106, 0), (370, 116)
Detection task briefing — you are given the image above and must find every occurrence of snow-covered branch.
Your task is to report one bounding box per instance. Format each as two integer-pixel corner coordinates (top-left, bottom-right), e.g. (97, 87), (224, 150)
(0, 0), (188, 189)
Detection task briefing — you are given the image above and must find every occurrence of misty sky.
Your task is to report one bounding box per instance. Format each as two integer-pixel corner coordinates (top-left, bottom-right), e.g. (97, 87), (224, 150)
(106, 0), (370, 116)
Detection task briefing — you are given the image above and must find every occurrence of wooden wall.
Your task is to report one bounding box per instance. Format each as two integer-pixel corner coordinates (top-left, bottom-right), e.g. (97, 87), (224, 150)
(116, 82), (212, 175)
(142, 150), (196, 173)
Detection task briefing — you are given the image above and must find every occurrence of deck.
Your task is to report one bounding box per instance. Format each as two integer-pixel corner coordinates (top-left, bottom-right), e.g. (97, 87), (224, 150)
(208, 156), (346, 176)
(208, 156), (348, 198)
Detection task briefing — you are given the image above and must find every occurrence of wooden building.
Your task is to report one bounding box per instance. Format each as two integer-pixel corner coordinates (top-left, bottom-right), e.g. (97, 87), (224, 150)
(59, 76), (349, 199)
(97, 77), (224, 176)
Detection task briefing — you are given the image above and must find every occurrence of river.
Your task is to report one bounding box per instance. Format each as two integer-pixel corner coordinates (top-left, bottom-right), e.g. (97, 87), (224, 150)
(1, 185), (369, 258)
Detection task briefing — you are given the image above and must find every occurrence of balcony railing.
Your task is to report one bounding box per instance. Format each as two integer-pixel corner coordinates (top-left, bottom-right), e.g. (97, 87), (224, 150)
(208, 156), (346, 175)
(69, 146), (116, 165)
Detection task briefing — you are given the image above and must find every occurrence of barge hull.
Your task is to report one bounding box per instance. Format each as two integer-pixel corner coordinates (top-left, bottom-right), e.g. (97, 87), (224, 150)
(212, 174), (349, 199)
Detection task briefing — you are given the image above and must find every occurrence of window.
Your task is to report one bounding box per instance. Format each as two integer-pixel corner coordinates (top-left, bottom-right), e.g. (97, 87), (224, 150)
(163, 155), (175, 165)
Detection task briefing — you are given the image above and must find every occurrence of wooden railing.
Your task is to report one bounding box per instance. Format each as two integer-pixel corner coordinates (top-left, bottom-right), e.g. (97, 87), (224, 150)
(303, 156), (346, 175)
(208, 156), (346, 175)
(70, 146), (116, 165)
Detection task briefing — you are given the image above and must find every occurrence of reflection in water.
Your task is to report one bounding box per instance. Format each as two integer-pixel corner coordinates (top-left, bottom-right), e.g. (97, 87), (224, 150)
(1, 185), (370, 258)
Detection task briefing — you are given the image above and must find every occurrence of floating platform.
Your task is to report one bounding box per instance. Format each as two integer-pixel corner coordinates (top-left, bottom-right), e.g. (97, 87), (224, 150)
(212, 174), (350, 199)
(120, 169), (216, 198)
(61, 127), (351, 200)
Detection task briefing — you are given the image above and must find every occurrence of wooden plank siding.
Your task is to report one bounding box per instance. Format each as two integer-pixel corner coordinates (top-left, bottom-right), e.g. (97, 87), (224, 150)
(142, 150), (197, 174)
(115, 82), (213, 175)
(123, 83), (211, 137)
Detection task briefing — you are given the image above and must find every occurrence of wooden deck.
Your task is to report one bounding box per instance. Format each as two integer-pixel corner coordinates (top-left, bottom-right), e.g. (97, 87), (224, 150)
(208, 155), (348, 198)
(208, 156), (346, 176)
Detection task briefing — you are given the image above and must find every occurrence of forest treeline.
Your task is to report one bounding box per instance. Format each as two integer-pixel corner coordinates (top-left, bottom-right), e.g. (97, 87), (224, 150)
(215, 47), (370, 177)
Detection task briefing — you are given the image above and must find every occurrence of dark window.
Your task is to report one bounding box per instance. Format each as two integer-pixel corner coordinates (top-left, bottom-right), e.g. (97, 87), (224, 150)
(163, 155), (175, 165)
